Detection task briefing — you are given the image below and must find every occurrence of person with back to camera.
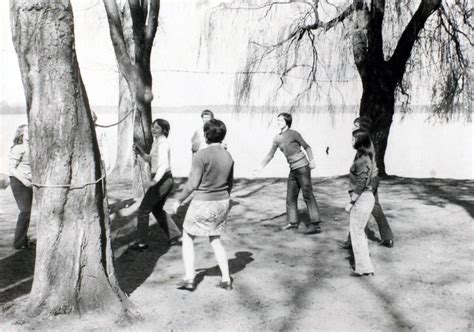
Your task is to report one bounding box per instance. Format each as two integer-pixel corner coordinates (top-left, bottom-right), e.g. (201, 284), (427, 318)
(339, 117), (394, 249)
(129, 118), (181, 251)
(345, 130), (376, 277)
(254, 112), (322, 235)
(172, 119), (234, 291)
(8, 124), (34, 249)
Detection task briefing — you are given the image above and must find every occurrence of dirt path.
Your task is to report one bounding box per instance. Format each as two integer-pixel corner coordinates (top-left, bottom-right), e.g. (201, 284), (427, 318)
(1, 176), (473, 331)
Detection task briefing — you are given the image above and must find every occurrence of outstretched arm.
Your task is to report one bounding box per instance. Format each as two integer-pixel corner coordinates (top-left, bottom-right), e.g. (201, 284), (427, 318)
(256, 139), (278, 172)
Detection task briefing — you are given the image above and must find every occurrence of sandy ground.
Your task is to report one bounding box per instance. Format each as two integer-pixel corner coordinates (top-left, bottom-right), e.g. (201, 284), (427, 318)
(0, 176), (473, 331)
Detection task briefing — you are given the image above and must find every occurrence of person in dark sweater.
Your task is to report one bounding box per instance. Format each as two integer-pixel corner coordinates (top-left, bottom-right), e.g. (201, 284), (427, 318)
(344, 131), (376, 277)
(254, 113), (322, 234)
(172, 119), (234, 291)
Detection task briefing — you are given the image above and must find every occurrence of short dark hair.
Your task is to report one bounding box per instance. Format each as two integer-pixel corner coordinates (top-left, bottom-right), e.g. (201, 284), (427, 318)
(277, 112), (292, 128)
(152, 118), (170, 137)
(204, 119), (226, 143)
(201, 109), (214, 119)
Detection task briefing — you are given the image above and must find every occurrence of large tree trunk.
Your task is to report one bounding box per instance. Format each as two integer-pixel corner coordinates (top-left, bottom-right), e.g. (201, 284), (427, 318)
(10, 0), (132, 317)
(359, 80), (396, 176)
(352, 0), (441, 176)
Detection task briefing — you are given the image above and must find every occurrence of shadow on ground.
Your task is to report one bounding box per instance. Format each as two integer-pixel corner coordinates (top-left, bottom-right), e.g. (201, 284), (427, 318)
(0, 248), (35, 305)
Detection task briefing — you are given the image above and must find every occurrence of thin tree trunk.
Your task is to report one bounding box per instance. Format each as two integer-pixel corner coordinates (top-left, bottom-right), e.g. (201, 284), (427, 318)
(110, 71), (134, 180)
(103, 0), (158, 197)
(10, 0), (132, 317)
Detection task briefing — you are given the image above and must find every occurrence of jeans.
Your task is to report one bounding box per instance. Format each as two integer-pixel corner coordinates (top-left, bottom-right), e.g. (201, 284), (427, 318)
(350, 191), (375, 274)
(10, 176), (32, 248)
(286, 165), (321, 225)
(372, 192), (394, 241)
(136, 172), (181, 243)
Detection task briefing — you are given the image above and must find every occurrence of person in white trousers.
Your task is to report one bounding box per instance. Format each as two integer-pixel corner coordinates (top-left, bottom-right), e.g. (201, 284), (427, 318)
(345, 130), (376, 277)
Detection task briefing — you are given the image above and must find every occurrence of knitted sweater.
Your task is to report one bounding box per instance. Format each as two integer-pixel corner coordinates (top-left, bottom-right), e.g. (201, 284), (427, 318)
(179, 144), (234, 201)
(265, 129), (314, 170)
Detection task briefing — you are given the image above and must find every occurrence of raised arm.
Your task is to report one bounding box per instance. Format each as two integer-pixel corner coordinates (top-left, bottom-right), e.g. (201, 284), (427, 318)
(133, 144), (152, 163)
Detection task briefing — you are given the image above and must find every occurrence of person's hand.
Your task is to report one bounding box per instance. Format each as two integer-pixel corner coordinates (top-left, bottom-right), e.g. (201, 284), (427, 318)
(22, 179), (32, 188)
(309, 160), (316, 169)
(170, 200), (181, 214)
(344, 202), (353, 213)
(133, 144), (143, 156)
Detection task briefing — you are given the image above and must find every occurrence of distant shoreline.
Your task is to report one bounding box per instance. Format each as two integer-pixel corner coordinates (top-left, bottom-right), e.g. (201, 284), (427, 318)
(0, 104), (439, 115)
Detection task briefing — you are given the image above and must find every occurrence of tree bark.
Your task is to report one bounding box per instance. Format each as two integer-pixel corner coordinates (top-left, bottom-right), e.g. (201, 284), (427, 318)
(10, 0), (132, 317)
(110, 2), (135, 181)
(359, 80), (395, 176)
(104, 0), (159, 197)
(111, 72), (135, 179)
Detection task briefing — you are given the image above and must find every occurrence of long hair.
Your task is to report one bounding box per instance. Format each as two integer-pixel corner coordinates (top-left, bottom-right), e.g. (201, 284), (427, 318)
(12, 124), (27, 147)
(152, 118), (170, 137)
(353, 131), (374, 161)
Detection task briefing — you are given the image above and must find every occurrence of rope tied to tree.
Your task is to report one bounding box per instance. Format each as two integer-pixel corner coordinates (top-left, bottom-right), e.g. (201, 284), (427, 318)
(94, 107), (135, 128)
(32, 173), (106, 190)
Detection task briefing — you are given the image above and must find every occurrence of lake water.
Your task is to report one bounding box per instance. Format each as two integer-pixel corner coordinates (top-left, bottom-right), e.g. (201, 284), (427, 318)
(1, 109), (472, 179)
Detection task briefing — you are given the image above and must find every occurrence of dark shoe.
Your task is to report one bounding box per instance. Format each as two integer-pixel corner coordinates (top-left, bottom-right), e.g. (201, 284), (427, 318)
(177, 279), (196, 292)
(350, 272), (375, 277)
(280, 223), (299, 230)
(169, 237), (182, 246)
(129, 243), (149, 251)
(217, 277), (233, 291)
(380, 239), (394, 248)
(304, 223), (322, 235)
(338, 241), (352, 249)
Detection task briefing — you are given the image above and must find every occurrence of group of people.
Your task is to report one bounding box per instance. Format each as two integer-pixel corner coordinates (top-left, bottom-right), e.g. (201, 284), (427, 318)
(8, 109), (393, 292)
